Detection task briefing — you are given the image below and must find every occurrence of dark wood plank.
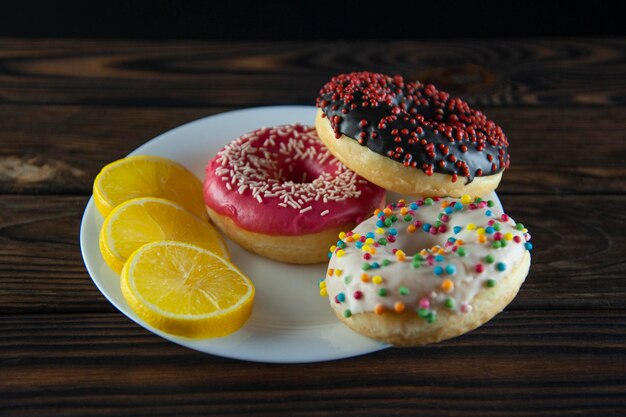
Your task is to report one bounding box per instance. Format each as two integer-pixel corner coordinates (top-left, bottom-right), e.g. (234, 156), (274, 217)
(0, 104), (225, 194)
(1, 104), (624, 195)
(0, 195), (113, 313)
(1, 311), (625, 417)
(0, 38), (624, 108)
(0, 37), (625, 417)
(0, 194), (624, 314)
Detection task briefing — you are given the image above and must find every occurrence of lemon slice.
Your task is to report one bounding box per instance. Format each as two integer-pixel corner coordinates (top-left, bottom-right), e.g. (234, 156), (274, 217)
(93, 155), (207, 220)
(99, 197), (229, 274)
(121, 241), (255, 338)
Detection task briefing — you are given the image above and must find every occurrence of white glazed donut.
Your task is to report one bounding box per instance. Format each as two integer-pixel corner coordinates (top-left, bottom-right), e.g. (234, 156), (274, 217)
(320, 196), (532, 346)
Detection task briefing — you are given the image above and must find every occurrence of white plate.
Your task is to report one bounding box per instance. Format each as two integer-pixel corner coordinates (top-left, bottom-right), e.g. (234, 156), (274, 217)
(80, 105), (502, 363)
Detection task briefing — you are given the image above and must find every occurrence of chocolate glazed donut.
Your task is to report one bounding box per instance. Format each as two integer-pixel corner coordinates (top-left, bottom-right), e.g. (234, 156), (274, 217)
(315, 72), (509, 197)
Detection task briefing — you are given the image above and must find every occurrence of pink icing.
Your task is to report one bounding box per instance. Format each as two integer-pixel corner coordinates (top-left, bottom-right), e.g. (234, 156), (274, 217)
(203, 124), (386, 236)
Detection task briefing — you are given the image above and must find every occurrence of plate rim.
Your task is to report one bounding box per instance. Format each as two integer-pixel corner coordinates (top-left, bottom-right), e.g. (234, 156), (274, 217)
(80, 105), (393, 364)
(80, 104), (503, 363)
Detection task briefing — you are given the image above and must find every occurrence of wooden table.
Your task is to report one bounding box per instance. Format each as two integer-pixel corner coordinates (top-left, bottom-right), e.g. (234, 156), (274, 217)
(1, 38), (625, 416)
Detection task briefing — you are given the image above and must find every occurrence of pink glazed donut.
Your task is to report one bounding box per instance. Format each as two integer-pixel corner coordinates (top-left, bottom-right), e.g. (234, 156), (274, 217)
(203, 124), (386, 264)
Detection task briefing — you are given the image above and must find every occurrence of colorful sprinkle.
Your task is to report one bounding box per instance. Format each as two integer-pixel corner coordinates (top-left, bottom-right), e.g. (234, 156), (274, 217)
(419, 298), (430, 309)
(441, 279), (454, 293)
(427, 311), (437, 323)
(322, 197), (532, 327)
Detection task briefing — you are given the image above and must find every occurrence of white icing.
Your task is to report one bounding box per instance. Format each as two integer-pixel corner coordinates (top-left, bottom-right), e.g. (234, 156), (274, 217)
(323, 197), (531, 320)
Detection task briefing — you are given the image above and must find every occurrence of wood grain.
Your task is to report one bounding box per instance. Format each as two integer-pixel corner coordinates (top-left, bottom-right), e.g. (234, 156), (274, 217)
(1, 311), (625, 417)
(1, 38), (625, 417)
(0, 104), (624, 195)
(0, 194), (624, 314)
(0, 38), (624, 108)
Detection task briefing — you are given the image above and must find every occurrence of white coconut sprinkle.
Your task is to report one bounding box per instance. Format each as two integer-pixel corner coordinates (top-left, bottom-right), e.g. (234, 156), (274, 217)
(213, 124), (363, 212)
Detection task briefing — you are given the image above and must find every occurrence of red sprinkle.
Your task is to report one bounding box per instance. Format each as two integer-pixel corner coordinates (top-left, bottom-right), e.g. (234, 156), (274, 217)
(316, 72), (509, 181)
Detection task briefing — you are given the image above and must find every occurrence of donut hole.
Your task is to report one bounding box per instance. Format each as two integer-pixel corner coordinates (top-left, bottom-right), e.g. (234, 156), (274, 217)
(276, 158), (325, 184)
(398, 233), (447, 257)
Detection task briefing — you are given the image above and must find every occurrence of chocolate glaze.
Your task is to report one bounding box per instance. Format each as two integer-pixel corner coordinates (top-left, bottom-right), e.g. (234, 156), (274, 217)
(316, 72), (510, 182)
